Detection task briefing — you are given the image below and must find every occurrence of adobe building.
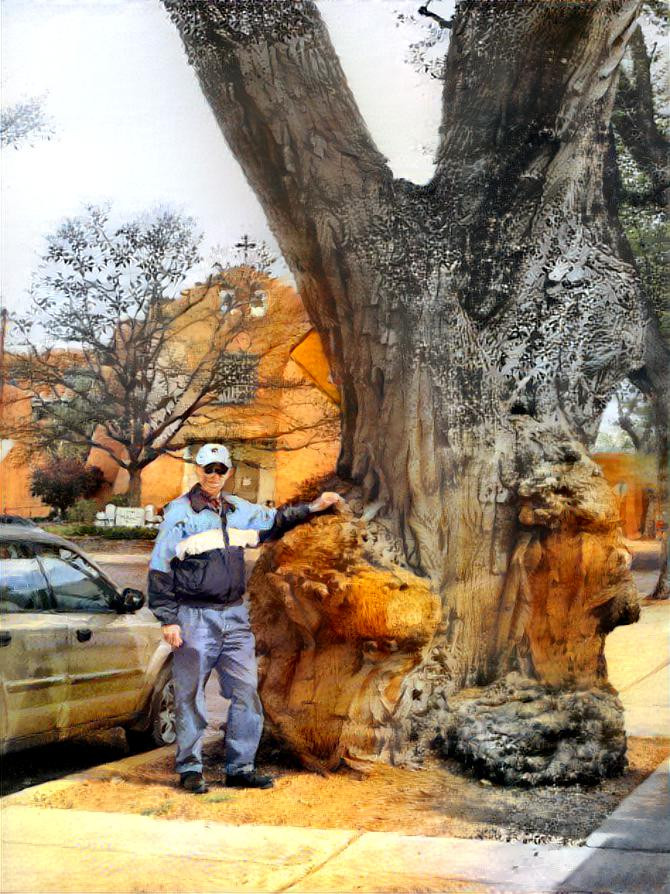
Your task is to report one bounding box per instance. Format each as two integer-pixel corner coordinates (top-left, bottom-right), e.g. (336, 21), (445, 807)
(0, 349), (98, 518)
(0, 382), (50, 517)
(88, 269), (341, 510)
(593, 451), (659, 540)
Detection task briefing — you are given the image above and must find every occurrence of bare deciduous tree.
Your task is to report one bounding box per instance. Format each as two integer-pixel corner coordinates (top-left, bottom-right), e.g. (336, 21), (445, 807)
(7, 207), (296, 504)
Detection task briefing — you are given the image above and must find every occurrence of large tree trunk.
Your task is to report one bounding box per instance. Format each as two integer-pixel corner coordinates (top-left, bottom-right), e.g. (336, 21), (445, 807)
(164, 0), (668, 782)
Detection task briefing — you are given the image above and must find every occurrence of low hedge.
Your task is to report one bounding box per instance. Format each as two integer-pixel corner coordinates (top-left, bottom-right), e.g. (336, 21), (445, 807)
(45, 524), (158, 540)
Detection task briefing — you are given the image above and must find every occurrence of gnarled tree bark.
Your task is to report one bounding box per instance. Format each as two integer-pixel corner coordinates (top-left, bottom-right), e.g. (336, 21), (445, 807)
(163, 0), (668, 782)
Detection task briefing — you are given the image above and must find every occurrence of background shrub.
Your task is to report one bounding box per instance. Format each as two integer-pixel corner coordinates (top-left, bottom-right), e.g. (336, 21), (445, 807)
(107, 494), (131, 508)
(67, 498), (99, 524)
(44, 524), (158, 540)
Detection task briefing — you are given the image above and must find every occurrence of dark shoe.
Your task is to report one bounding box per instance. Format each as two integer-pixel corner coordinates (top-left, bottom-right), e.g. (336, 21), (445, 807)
(226, 771), (274, 790)
(179, 772), (209, 794)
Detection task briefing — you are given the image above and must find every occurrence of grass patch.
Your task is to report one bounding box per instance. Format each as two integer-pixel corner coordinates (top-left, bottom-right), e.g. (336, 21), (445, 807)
(140, 800), (174, 816)
(204, 792), (233, 803)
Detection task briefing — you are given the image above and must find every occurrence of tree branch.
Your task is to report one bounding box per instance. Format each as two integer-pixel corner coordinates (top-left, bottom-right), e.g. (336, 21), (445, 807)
(613, 25), (669, 205)
(423, 0), (644, 336)
(615, 394), (642, 450)
(433, 1), (639, 201)
(418, 3), (452, 30)
(161, 0), (391, 319)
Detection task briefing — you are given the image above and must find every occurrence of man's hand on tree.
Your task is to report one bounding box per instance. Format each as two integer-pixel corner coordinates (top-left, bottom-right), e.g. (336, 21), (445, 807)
(309, 492), (345, 512)
(162, 624), (183, 648)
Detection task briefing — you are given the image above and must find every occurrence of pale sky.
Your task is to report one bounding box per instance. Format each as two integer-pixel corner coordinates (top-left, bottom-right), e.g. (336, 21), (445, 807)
(1, 0), (451, 315)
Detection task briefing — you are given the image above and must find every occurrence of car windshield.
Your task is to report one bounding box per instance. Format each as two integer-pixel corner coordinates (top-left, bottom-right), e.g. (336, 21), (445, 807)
(32, 544), (119, 613)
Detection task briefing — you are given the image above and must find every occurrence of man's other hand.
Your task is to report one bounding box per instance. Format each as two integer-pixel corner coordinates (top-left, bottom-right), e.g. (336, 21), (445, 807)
(309, 492), (345, 512)
(162, 624), (183, 648)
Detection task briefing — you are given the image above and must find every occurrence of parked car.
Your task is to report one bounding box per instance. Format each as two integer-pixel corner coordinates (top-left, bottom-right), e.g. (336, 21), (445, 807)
(0, 515), (39, 528)
(0, 525), (174, 755)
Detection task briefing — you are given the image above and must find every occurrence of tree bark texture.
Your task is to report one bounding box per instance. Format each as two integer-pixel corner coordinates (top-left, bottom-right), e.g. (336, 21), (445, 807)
(127, 468), (143, 508)
(249, 507), (440, 770)
(163, 0), (665, 782)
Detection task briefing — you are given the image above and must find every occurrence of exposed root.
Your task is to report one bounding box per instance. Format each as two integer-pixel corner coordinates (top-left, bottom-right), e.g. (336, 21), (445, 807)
(516, 450), (640, 685)
(435, 673), (627, 786)
(248, 504), (440, 771)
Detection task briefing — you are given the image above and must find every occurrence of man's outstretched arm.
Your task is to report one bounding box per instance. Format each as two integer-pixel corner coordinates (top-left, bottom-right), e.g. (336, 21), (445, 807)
(258, 492), (344, 543)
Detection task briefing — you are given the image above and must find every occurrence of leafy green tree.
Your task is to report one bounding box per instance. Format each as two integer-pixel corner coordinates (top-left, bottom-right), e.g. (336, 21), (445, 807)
(595, 381), (657, 453)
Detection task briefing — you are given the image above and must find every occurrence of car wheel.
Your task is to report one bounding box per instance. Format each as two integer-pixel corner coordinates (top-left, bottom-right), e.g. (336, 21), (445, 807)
(126, 670), (176, 751)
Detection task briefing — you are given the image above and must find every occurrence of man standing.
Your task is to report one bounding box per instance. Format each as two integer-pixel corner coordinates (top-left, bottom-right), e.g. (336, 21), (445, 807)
(148, 443), (342, 793)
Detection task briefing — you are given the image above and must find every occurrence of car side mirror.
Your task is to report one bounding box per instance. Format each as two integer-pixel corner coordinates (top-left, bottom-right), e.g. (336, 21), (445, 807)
(116, 588), (145, 613)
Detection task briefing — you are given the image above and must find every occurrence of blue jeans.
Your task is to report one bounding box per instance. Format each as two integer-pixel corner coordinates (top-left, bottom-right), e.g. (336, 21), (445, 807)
(172, 603), (263, 776)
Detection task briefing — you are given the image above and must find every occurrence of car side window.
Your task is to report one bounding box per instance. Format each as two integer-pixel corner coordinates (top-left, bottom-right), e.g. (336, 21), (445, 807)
(0, 542), (51, 613)
(34, 546), (118, 613)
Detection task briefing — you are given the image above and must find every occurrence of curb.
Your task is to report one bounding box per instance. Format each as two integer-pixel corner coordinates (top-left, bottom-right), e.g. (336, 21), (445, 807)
(1, 743), (175, 806)
(88, 553), (152, 564)
(1, 729), (228, 807)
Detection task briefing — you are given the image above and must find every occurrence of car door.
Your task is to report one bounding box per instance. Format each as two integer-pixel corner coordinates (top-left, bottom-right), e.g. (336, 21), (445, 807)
(0, 541), (70, 749)
(33, 544), (155, 729)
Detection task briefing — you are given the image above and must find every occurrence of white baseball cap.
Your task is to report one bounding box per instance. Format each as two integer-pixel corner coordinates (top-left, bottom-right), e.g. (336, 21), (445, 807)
(194, 443), (232, 467)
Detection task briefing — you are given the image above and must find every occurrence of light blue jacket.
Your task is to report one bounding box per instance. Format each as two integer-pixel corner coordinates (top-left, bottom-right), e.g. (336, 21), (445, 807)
(149, 492), (276, 575)
(147, 486), (312, 625)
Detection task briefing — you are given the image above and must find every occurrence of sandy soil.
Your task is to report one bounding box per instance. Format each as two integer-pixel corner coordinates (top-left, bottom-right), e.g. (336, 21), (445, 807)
(27, 536), (660, 844)
(21, 737), (669, 846)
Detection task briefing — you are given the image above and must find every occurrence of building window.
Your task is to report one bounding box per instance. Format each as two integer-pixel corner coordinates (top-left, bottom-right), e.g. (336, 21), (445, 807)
(219, 288), (235, 314)
(250, 290), (268, 318)
(216, 354), (259, 405)
(217, 383), (256, 405)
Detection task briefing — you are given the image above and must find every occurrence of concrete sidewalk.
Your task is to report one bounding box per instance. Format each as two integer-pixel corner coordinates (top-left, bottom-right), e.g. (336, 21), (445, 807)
(1, 758), (668, 893)
(605, 600), (669, 738)
(2, 584), (667, 893)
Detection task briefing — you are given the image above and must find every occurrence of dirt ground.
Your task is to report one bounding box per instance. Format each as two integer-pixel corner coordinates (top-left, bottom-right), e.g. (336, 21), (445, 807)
(19, 736), (669, 846)
(33, 535), (660, 845)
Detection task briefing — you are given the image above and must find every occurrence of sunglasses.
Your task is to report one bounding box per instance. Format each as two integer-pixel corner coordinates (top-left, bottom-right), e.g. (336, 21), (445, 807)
(202, 463), (229, 476)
